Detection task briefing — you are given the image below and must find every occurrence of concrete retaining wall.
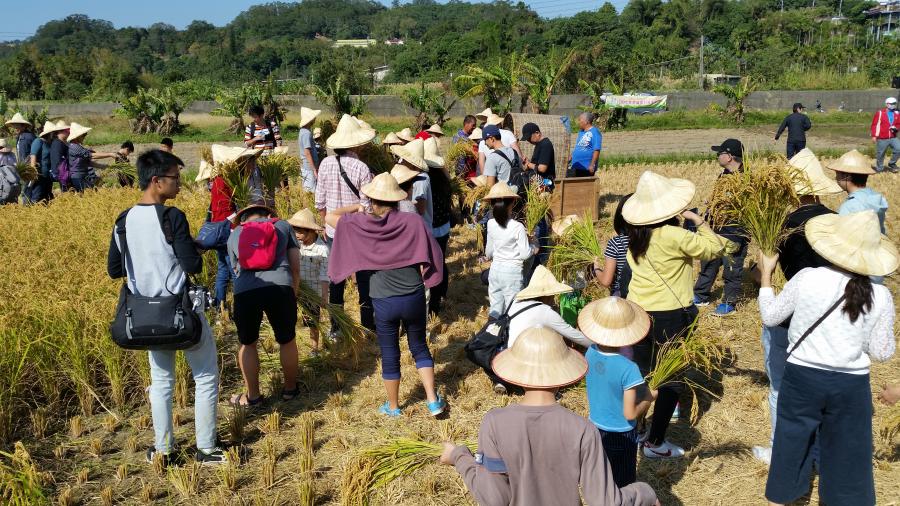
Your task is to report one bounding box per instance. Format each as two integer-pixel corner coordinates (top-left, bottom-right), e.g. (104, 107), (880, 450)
(15, 89), (898, 119)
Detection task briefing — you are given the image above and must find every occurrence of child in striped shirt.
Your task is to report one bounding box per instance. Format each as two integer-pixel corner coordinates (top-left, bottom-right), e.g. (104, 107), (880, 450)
(288, 209), (329, 356)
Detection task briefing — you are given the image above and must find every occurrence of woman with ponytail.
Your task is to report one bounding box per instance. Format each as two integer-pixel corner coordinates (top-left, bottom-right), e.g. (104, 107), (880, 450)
(757, 210), (897, 506)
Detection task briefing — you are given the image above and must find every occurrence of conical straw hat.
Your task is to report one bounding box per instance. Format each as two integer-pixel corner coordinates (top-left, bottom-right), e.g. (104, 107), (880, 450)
(824, 149), (875, 175)
(39, 120), (61, 137)
(426, 124), (444, 136)
(298, 106), (321, 128)
(313, 127), (322, 140)
(55, 120), (70, 133)
(390, 163), (419, 185)
(789, 148), (842, 196)
(287, 208), (324, 231)
(326, 114), (376, 150)
(622, 171), (695, 226)
(515, 265), (573, 300)
(578, 297), (651, 347)
(485, 113), (504, 126)
(476, 108), (493, 122)
(482, 181), (519, 201)
(391, 138), (429, 171)
(551, 214), (580, 236)
(423, 137), (444, 168)
(355, 117), (375, 133)
(212, 144), (263, 165)
(396, 127), (415, 142)
(66, 122), (92, 142)
(805, 210), (899, 277)
(195, 160), (213, 182)
(470, 174), (487, 187)
(361, 172), (408, 202)
(382, 132), (403, 145)
(4, 112), (31, 127)
(491, 326), (588, 388)
(469, 127), (483, 141)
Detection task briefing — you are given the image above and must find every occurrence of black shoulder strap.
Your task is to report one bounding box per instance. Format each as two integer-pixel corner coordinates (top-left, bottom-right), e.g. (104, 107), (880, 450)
(493, 149), (514, 167)
(509, 302), (541, 319)
(115, 208), (139, 295)
(787, 294), (846, 357)
(154, 205), (175, 245)
(336, 155), (361, 199)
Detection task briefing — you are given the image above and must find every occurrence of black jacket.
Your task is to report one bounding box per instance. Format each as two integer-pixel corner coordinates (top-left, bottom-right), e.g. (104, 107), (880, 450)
(775, 112), (811, 143)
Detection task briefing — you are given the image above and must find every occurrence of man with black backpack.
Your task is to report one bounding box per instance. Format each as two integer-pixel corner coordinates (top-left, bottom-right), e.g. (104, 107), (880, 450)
(107, 150), (225, 467)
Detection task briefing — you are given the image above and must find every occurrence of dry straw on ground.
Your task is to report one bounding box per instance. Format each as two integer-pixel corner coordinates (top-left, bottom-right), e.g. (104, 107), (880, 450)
(0, 159), (897, 504)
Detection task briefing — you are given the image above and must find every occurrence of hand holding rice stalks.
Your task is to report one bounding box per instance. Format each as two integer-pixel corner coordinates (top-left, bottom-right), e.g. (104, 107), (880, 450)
(524, 181), (554, 234)
(256, 153), (299, 194)
(547, 212), (603, 281)
(15, 161), (37, 183)
(463, 184), (490, 215)
(706, 155), (802, 255)
(445, 141), (475, 175)
(295, 283), (369, 364)
(219, 160), (252, 210)
(646, 318), (726, 391)
(102, 162), (137, 187)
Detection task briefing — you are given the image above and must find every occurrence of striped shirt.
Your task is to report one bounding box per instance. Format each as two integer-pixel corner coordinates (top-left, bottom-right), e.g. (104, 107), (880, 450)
(244, 118), (283, 152)
(604, 234), (629, 293)
(314, 152), (373, 238)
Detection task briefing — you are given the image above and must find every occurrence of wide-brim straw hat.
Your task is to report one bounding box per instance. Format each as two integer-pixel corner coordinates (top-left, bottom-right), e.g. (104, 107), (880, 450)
(396, 127), (415, 142)
(789, 148), (842, 196)
(482, 181), (519, 201)
(313, 127), (322, 140)
(578, 297), (651, 347)
(423, 137), (444, 168)
(212, 144), (263, 165)
(273, 146), (289, 154)
(391, 138), (429, 172)
(476, 108), (493, 122)
(287, 208), (324, 231)
(235, 203), (276, 223)
(622, 171), (695, 226)
(195, 160), (213, 182)
(551, 214), (580, 236)
(40, 120), (62, 138)
(382, 132), (403, 145)
(426, 124), (444, 136)
(327, 114), (376, 150)
(515, 265), (573, 301)
(469, 127), (483, 141)
(390, 163), (419, 185)
(485, 113), (504, 126)
(0, 138), (9, 151)
(4, 112), (31, 127)
(298, 106), (321, 128)
(361, 172), (408, 202)
(67, 122), (92, 142)
(355, 117), (376, 133)
(470, 174), (487, 187)
(55, 120), (70, 133)
(824, 149), (875, 175)
(492, 326), (588, 388)
(805, 210), (899, 277)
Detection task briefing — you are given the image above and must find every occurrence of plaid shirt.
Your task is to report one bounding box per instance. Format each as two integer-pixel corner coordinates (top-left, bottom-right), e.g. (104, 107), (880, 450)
(299, 238), (329, 291)
(315, 152), (372, 238)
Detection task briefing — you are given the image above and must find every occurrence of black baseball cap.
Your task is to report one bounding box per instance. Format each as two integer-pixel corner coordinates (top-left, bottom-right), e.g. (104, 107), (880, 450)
(711, 139), (743, 158)
(520, 122), (540, 141)
(793, 102), (805, 110)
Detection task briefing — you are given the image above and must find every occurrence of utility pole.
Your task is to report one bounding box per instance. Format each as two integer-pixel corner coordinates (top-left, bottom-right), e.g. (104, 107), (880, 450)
(698, 35), (705, 89)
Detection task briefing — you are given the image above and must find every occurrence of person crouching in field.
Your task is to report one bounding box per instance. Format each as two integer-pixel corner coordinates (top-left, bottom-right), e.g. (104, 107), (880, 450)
(107, 150), (225, 465)
(287, 208), (330, 357)
(440, 326), (659, 506)
(227, 204), (302, 406)
(579, 297), (657, 487)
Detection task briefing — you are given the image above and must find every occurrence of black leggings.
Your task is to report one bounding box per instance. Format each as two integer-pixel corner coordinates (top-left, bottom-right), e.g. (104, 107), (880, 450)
(632, 305), (698, 446)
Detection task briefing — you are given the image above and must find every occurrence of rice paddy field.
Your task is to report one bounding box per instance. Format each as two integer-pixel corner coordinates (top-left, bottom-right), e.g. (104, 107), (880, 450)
(1, 157), (898, 505)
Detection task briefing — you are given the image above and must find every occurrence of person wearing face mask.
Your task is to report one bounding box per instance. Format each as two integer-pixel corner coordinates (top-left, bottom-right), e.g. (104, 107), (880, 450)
(870, 96), (899, 173)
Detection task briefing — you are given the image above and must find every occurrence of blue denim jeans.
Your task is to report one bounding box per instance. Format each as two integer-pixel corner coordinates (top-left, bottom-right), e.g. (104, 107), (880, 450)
(214, 247), (233, 306)
(761, 325), (789, 444)
(874, 137), (900, 171)
(372, 289), (432, 380)
(148, 314), (219, 452)
(69, 174), (92, 193)
(488, 262), (524, 319)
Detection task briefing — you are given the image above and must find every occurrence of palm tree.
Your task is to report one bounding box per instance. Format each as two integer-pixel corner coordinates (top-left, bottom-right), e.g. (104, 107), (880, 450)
(522, 49), (577, 114)
(712, 76), (758, 123)
(454, 53), (526, 115)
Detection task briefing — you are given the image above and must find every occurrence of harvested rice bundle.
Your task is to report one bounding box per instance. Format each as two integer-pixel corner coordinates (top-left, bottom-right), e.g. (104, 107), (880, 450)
(15, 161), (36, 182)
(356, 437), (477, 492)
(199, 145), (214, 166)
(880, 405), (900, 443)
(524, 181), (553, 234)
(445, 140), (474, 175)
(707, 156), (802, 254)
(359, 143), (392, 175)
(295, 282), (369, 362)
(219, 160), (252, 210)
(547, 212), (603, 281)
(646, 319), (725, 390)
(256, 153), (299, 194)
(102, 162), (137, 187)
(463, 184), (490, 213)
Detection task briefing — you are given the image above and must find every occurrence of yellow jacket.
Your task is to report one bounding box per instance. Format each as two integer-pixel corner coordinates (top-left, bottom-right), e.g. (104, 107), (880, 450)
(626, 224), (735, 312)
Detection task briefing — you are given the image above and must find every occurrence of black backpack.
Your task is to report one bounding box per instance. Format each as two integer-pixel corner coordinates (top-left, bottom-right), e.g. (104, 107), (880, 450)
(464, 300), (540, 371)
(492, 149), (531, 199)
(109, 207), (202, 350)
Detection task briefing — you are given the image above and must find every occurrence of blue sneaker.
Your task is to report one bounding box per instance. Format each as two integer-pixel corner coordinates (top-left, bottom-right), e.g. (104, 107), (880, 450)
(693, 296), (709, 307)
(426, 395), (446, 417)
(714, 303), (735, 316)
(378, 402), (401, 418)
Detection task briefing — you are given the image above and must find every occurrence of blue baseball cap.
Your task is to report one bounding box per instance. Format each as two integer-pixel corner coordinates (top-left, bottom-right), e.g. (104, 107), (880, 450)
(483, 124), (501, 139)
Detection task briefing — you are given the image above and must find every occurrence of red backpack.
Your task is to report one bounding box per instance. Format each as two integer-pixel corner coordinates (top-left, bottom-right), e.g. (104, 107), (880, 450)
(238, 219), (280, 270)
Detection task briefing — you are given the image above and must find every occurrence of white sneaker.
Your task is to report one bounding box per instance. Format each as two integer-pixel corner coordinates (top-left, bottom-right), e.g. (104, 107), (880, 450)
(752, 446), (772, 465)
(493, 383), (507, 395)
(642, 440), (685, 459)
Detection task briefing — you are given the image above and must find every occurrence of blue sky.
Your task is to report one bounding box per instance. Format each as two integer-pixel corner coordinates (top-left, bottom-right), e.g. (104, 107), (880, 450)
(0, 0), (623, 42)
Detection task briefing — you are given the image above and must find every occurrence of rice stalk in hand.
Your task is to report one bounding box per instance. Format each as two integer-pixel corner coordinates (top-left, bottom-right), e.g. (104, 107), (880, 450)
(445, 141), (474, 175)
(646, 338), (689, 391)
(547, 212), (603, 281)
(15, 161), (37, 182)
(200, 145), (214, 166)
(220, 160), (252, 210)
(103, 162), (137, 187)
(296, 282), (368, 363)
(359, 437), (477, 492)
(524, 181), (553, 233)
(360, 143), (393, 175)
(257, 153), (299, 194)
(646, 319), (725, 391)
(706, 155), (801, 255)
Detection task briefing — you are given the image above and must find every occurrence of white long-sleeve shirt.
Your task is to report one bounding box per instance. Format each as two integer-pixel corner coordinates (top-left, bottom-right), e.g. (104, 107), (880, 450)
(486, 218), (532, 267)
(758, 267), (895, 374)
(507, 301), (593, 348)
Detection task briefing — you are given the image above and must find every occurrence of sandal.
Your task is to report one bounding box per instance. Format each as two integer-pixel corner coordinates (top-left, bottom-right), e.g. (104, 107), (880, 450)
(281, 383), (301, 401)
(229, 392), (264, 408)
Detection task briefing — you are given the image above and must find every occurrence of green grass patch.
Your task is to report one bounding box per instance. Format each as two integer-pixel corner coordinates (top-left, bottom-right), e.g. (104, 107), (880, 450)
(595, 145), (876, 168)
(621, 110), (871, 131)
